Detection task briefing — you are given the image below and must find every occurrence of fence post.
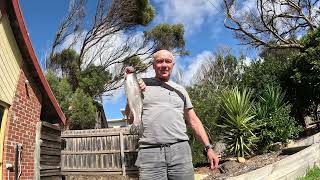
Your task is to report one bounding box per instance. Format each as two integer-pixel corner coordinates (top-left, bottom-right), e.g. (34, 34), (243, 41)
(34, 122), (42, 180)
(120, 131), (126, 176)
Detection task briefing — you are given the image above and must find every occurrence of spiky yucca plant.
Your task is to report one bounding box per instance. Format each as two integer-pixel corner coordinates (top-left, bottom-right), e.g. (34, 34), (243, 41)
(218, 87), (259, 158)
(255, 85), (286, 119)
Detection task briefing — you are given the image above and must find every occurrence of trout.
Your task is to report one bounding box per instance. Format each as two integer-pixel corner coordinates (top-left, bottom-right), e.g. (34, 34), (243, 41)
(124, 72), (143, 134)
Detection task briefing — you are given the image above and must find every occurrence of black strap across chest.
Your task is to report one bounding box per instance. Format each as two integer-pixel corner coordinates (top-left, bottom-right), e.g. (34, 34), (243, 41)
(142, 78), (186, 106)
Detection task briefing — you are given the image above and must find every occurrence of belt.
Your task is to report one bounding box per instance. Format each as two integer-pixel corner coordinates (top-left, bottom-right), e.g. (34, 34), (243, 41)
(139, 140), (188, 149)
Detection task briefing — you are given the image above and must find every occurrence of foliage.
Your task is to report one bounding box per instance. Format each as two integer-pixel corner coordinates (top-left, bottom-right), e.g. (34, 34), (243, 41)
(258, 105), (302, 150)
(240, 32), (320, 127)
(255, 86), (287, 119)
(255, 86), (302, 151)
(49, 49), (80, 74)
(49, 49), (80, 90)
(224, 0), (320, 126)
(134, 0), (155, 26)
(46, 71), (97, 129)
(46, 71), (73, 117)
(69, 89), (97, 130)
(240, 57), (290, 99)
(218, 87), (259, 158)
(299, 166), (320, 180)
(284, 28), (320, 124)
(144, 23), (188, 55)
(79, 65), (112, 98)
(123, 55), (148, 72)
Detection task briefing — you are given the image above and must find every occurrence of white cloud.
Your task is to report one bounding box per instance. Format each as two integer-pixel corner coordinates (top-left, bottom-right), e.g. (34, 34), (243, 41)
(60, 31), (86, 52)
(239, 0), (256, 14)
(178, 50), (214, 86)
(153, 0), (223, 35)
(230, 0), (257, 19)
(60, 30), (151, 67)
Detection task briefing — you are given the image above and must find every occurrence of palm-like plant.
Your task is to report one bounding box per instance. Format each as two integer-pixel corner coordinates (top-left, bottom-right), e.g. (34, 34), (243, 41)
(255, 85), (286, 119)
(218, 87), (259, 158)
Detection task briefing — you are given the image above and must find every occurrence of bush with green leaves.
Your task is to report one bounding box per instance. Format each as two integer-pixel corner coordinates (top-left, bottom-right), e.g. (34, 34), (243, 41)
(218, 87), (259, 158)
(79, 65), (111, 98)
(284, 29), (320, 125)
(46, 71), (73, 117)
(46, 72), (97, 129)
(69, 89), (97, 130)
(255, 86), (302, 151)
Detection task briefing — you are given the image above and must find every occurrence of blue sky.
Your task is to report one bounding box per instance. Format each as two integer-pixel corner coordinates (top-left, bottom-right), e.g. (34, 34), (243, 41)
(20, 0), (257, 119)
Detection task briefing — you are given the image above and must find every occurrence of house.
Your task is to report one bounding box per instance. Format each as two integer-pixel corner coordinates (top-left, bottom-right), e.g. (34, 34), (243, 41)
(107, 108), (128, 128)
(107, 118), (128, 128)
(0, 0), (66, 179)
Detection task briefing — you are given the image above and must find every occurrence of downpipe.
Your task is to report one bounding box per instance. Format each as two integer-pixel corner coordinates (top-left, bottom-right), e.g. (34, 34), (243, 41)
(14, 144), (23, 180)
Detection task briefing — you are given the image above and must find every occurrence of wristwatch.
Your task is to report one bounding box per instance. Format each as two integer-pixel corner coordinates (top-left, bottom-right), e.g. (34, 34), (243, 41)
(204, 144), (214, 153)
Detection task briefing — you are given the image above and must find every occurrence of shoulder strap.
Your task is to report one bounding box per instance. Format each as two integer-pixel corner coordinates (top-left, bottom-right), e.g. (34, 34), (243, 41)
(142, 78), (186, 106)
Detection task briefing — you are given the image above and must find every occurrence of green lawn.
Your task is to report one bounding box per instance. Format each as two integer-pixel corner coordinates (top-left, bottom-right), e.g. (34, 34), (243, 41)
(299, 166), (320, 180)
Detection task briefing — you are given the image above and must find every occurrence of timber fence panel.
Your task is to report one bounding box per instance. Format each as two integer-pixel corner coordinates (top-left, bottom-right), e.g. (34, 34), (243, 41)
(34, 121), (62, 179)
(61, 127), (139, 176)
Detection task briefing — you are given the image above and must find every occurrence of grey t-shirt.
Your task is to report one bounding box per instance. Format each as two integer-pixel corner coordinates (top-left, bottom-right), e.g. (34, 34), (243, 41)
(139, 78), (193, 147)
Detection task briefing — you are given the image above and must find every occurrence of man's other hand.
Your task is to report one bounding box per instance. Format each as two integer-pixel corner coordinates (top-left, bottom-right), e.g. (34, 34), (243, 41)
(207, 149), (219, 169)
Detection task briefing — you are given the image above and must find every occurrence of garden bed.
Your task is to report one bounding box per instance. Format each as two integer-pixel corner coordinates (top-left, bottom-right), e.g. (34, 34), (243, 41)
(195, 151), (288, 180)
(198, 132), (320, 180)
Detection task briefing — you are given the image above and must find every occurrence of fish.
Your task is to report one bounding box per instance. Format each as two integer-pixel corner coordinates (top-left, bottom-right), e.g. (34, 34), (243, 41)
(124, 72), (143, 134)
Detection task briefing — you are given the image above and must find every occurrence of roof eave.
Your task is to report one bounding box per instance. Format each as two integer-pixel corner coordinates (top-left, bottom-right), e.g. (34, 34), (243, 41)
(10, 0), (66, 124)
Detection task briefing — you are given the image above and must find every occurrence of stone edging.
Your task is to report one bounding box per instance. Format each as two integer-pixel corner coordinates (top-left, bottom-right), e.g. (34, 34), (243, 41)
(226, 132), (320, 180)
(288, 132), (320, 147)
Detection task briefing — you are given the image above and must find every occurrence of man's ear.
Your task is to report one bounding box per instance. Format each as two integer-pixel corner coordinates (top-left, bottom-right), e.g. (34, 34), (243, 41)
(152, 61), (156, 69)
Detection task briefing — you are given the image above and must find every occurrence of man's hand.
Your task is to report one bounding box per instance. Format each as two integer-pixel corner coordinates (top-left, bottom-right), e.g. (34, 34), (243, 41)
(124, 66), (146, 91)
(207, 149), (219, 169)
(138, 79), (146, 91)
(124, 66), (134, 76)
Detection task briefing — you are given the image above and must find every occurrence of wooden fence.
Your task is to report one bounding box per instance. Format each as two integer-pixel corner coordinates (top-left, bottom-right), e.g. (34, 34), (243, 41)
(61, 128), (139, 176)
(34, 121), (62, 180)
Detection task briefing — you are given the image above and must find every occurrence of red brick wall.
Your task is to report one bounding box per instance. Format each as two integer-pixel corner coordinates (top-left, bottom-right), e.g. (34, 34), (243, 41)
(2, 67), (42, 180)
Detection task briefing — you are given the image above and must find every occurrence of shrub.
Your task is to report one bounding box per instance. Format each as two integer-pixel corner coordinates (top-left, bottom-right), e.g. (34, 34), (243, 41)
(218, 87), (259, 158)
(255, 86), (302, 151)
(69, 89), (97, 130)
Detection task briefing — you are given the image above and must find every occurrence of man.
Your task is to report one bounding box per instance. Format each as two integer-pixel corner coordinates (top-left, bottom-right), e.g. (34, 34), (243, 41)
(126, 49), (219, 180)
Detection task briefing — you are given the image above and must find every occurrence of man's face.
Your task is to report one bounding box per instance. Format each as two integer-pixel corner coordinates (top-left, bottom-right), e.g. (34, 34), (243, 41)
(153, 51), (174, 81)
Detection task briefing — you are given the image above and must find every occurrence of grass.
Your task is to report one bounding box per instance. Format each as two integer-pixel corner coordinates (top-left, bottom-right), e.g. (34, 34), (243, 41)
(299, 166), (320, 180)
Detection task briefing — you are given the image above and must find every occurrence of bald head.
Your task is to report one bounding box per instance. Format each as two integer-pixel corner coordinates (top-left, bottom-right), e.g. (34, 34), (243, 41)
(153, 50), (175, 63)
(152, 49), (175, 81)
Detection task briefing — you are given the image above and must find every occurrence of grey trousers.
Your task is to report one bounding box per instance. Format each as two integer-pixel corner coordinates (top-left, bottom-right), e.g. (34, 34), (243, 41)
(135, 141), (194, 180)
